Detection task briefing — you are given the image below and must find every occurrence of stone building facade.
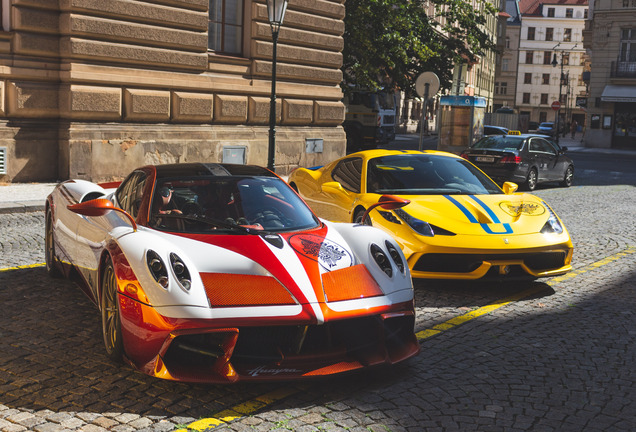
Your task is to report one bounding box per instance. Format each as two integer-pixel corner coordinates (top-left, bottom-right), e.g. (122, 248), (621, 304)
(0, 0), (346, 182)
(515, 0), (588, 128)
(493, 0), (521, 112)
(583, 0), (636, 149)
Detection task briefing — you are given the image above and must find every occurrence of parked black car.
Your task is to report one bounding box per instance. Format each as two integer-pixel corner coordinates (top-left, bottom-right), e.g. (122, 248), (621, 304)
(537, 122), (557, 137)
(461, 134), (574, 191)
(484, 125), (509, 135)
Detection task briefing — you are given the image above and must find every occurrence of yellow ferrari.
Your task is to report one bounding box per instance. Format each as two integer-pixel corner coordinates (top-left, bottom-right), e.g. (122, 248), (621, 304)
(288, 150), (573, 280)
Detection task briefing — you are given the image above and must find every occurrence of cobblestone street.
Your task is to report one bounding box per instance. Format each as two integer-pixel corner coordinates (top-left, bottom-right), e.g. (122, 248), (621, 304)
(1, 181), (635, 431)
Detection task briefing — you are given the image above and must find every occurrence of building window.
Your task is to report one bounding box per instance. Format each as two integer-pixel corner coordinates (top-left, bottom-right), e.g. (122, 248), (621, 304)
(544, 51), (552, 64)
(584, 9), (588, 18)
(620, 28), (636, 62)
(524, 72), (532, 84)
(500, 82), (507, 95)
(506, 36), (510, 48)
(523, 93), (531, 104)
(528, 27), (535, 40)
(502, 58), (509, 71)
(546, 28), (553, 41)
(542, 73), (550, 84)
(564, 28), (572, 42)
(566, 8), (573, 18)
(540, 112), (547, 122)
(578, 74), (586, 86)
(541, 93), (549, 104)
(209, 0), (244, 55)
(526, 51), (534, 64)
(562, 53), (570, 65)
(547, 8), (555, 17)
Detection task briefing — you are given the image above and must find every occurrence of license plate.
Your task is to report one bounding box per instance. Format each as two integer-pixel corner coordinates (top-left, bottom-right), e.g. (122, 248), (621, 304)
(476, 156), (494, 163)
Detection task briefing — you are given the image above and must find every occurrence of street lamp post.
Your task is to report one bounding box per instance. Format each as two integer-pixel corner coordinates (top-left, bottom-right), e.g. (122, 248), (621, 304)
(552, 51), (565, 145)
(266, 0), (288, 172)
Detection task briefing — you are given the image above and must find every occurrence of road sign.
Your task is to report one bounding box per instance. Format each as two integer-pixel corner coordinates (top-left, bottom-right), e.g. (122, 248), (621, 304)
(415, 72), (440, 98)
(551, 101), (561, 111)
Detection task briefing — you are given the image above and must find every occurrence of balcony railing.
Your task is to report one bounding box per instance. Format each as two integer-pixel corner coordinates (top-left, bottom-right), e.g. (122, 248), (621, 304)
(611, 61), (636, 78)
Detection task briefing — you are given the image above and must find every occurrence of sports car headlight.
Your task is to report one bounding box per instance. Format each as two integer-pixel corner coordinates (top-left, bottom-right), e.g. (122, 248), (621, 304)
(540, 205), (564, 234)
(170, 253), (192, 291)
(370, 244), (392, 277)
(147, 250), (169, 288)
(385, 241), (405, 274)
(394, 208), (434, 237)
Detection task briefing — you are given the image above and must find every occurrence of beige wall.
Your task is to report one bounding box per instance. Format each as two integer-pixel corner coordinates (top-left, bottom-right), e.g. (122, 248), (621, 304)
(0, 0), (346, 182)
(583, 1), (636, 148)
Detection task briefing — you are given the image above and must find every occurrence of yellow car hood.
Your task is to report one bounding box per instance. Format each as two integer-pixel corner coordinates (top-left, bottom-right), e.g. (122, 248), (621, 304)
(399, 193), (551, 236)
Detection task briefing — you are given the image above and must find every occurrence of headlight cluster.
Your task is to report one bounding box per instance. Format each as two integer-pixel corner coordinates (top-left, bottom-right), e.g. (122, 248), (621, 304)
(394, 208), (434, 237)
(146, 250), (192, 290)
(370, 242), (405, 277)
(385, 241), (405, 273)
(170, 253), (192, 290)
(540, 204), (564, 234)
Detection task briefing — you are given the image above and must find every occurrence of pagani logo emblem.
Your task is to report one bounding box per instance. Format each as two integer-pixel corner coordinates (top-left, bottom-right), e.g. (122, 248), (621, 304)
(499, 201), (545, 216)
(289, 234), (353, 270)
(246, 366), (302, 377)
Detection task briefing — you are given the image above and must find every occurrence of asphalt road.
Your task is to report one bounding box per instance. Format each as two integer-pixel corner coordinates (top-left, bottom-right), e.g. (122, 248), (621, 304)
(1, 160), (635, 431)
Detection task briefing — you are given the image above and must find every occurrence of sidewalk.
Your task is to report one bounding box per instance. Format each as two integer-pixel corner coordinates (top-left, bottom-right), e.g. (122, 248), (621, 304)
(0, 182), (57, 214)
(1, 138), (634, 215)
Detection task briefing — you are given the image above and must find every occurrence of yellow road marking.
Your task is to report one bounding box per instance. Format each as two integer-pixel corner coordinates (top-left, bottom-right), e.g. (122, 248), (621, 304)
(178, 387), (299, 432)
(0, 262), (45, 272)
(416, 246), (636, 341)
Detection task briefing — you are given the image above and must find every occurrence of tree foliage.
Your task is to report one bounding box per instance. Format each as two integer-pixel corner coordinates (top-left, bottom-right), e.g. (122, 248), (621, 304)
(343, 0), (499, 97)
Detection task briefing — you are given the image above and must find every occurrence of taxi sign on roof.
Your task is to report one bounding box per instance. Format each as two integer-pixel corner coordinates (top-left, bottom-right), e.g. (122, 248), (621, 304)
(508, 130), (521, 135)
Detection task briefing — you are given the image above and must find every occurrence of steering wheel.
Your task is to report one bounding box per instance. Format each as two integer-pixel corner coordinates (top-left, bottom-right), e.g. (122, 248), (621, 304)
(251, 207), (286, 228)
(181, 201), (203, 217)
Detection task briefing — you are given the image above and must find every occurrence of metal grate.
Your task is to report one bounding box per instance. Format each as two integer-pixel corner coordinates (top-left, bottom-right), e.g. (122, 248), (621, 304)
(0, 147), (6, 175)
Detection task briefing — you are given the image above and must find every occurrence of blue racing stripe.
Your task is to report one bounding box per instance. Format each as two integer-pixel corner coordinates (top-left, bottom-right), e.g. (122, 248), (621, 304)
(469, 195), (501, 223)
(444, 195), (513, 234)
(444, 195), (478, 223)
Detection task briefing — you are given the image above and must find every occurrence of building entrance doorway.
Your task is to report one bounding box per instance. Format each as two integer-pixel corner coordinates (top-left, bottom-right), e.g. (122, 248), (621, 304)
(613, 103), (636, 148)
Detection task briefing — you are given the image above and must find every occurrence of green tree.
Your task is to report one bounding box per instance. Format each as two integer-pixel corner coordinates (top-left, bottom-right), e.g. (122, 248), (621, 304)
(343, 0), (498, 96)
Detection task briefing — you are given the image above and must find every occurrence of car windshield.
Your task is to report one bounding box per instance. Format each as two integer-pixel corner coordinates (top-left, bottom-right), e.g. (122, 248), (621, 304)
(150, 176), (319, 233)
(472, 135), (525, 151)
(539, 122), (553, 128)
(366, 154), (502, 195)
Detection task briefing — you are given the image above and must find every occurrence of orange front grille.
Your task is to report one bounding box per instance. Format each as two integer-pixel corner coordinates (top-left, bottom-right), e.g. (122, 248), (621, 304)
(322, 264), (383, 302)
(201, 273), (297, 307)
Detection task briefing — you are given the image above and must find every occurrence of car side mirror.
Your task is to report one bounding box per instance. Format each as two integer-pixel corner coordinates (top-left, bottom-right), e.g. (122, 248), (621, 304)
(360, 195), (411, 225)
(321, 181), (346, 194)
(502, 182), (518, 195)
(68, 198), (138, 231)
(561, 146), (568, 152)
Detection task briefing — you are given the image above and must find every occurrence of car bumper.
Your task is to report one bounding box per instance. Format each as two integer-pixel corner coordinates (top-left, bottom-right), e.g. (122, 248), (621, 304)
(397, 233), (573, 280)
(473, 164), (528, 184)
(118, 295), (419, 383)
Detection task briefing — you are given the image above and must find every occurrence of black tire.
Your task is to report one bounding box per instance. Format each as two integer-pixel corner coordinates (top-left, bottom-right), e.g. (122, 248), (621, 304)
(45, 210), (62, 278)
(560, 165), (574, 187)
(353, 208), (371, 225)
(524, 168), (538, 191)
(101, 259), (124, 362)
